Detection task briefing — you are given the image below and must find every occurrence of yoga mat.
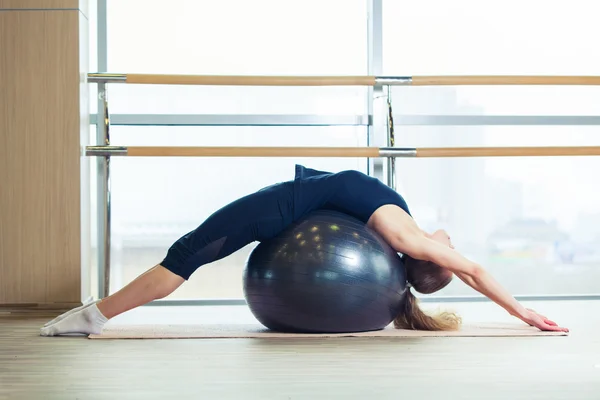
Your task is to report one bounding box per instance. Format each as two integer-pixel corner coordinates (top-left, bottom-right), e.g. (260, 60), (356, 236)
(89, 323), (568, 339)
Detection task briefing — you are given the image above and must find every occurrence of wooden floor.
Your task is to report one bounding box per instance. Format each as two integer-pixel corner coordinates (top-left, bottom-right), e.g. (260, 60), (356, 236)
(1, 301), (599, 399)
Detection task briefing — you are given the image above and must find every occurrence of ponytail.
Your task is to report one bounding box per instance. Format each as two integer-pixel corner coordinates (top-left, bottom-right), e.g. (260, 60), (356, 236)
(393, 289), (462, 331)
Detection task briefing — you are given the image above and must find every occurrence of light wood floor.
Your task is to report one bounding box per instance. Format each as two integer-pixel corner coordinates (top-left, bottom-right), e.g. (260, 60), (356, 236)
(1, 301), (599, 400)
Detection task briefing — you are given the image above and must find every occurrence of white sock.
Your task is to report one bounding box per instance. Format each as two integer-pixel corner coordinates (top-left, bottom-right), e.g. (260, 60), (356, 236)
(43, 300), (99, 327)
(40, 304), (108, 336)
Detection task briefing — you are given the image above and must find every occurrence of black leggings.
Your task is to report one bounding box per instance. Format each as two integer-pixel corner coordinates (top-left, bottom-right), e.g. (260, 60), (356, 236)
(160, 181), (295, 280)
(160, 167), (409, 280)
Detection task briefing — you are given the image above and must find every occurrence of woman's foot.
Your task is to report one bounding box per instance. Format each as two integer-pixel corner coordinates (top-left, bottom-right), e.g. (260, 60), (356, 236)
(40, 303), (107, 336)
(40, 265), (184, 336)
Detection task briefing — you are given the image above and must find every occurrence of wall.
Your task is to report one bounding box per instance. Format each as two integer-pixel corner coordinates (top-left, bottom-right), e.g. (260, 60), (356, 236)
(0, 0), (89, 306)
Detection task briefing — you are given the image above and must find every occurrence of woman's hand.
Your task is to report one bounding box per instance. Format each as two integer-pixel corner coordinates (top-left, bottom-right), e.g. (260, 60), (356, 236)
(520, 308), (569, 332)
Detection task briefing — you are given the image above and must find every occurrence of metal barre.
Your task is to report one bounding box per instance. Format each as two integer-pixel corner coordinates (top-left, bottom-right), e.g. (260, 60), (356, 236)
(85, 146), (600, 158)
(87, 73), (600, 86)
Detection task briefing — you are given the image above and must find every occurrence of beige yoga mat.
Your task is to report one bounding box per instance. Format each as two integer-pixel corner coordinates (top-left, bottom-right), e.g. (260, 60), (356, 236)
(89, 323), (568, 339)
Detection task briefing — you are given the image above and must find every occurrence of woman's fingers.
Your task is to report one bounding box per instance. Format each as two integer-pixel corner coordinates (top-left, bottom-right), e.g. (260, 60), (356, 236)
(540, 320), (569, 332)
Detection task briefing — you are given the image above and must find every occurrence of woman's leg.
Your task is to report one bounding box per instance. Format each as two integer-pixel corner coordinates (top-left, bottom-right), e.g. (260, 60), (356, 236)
(41, 265), (182, 328)
(39, 265), (185, 336)
(97, 265), (184, 319)
(41, 181), (295, 336)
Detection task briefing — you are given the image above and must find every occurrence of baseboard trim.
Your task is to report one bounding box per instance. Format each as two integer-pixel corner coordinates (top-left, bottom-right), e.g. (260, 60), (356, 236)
(0, 302), (82, 311)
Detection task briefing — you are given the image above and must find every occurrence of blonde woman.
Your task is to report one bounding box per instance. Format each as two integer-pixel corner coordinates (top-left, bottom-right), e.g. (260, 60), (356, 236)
(41, 165), (568, 336)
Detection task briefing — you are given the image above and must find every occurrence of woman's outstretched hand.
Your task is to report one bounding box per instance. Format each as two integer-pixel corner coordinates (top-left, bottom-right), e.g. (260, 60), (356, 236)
(520, 308), (569, 332)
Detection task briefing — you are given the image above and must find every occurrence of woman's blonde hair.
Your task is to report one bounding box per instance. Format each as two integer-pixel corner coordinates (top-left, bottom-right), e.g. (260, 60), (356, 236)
(393, 256), (462, 331)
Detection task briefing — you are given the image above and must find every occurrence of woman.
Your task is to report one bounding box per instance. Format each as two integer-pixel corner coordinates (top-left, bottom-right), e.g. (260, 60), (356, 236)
(41, 164), (568, 336)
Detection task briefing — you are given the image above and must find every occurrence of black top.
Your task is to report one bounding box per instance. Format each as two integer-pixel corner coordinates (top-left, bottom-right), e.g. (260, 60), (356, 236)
(292, 164), (412, 223)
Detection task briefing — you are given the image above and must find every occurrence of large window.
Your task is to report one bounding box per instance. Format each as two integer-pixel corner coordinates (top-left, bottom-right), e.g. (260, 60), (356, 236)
(101, 0), (371, 298)
(108, 0), (368, 75)
(94, 0), (600, 300)
(383, 0), (600, 116)
(381, 0), (600, 296)
(108, 126), (368, 299)
(106, 0), (369, 115)
(382, 0), (600, 76)
(394, 126), (600, 296)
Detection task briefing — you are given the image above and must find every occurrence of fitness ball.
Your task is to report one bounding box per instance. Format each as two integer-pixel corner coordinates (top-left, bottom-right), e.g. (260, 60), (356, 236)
(243, 210), (408, 333)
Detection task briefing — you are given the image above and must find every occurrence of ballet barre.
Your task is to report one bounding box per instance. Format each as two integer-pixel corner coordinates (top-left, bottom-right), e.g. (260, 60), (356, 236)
(85, 146), (600, 158)
(87, 73), (600, 86)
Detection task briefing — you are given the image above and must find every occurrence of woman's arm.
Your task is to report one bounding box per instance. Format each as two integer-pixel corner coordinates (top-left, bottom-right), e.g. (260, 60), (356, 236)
(368, 205), (568, 332)
(418, 240), (567, 331)
(416, 238), (529, 317)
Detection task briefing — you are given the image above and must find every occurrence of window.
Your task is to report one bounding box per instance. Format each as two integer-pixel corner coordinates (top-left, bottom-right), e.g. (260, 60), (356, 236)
(383, 0), (600, 115)
(383, 0), (599, 76)
(106, 0), (369, 115)
(394, 125), (600, 296)
(107, 126), (368, 299)
(94, 0), (600, 301)
(381, 0), (600, 296)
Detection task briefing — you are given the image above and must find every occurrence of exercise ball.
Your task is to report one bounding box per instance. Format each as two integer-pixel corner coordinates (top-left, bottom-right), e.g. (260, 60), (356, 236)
(243, 210), (408, 333)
